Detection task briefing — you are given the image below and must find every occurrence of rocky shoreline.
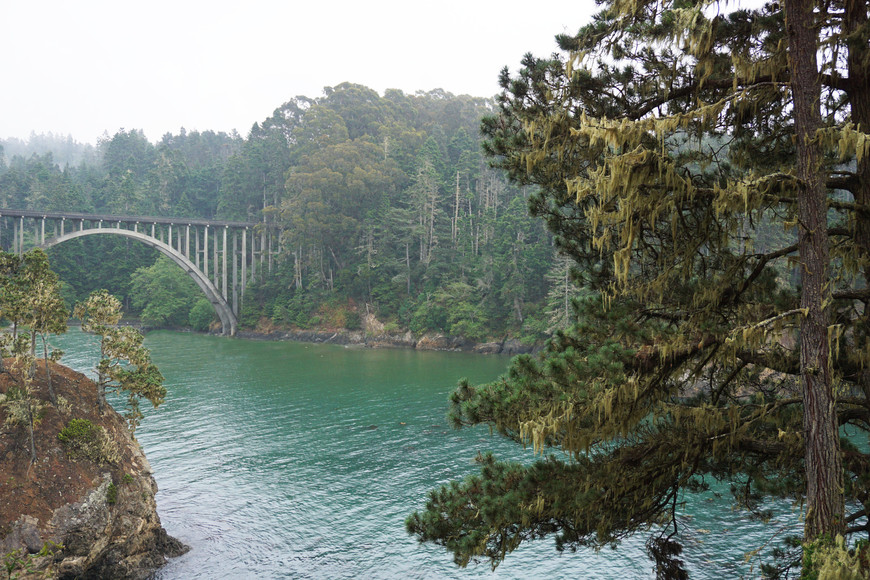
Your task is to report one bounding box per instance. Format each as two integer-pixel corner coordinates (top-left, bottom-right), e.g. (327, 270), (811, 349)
(234, 328), (538, 356)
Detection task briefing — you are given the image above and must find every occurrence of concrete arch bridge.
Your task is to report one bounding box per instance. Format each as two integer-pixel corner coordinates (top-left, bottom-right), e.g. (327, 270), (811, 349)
(0, 209), (280, 336)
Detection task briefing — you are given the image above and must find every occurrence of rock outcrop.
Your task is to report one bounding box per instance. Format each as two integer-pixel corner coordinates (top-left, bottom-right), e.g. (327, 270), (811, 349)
(0, 360), (187, 579)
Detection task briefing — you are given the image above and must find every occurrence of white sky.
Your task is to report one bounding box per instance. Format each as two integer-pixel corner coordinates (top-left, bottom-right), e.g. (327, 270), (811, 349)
(1, 0), (597, 144)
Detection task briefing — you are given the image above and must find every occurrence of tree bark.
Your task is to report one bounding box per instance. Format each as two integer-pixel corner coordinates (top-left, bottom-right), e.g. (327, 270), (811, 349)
(785, 0), (844, 540)
(42, 335), (55, 405)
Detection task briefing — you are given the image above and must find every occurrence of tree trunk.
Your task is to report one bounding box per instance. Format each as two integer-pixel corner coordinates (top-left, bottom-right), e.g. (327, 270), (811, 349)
(405, 243), (411, 295)
(453, 172), (460, 245)
(98, 341), (108, 414)
(785, 0), (844, 541)
(42, 335), (55, 405)
(27, 404), (37, 463)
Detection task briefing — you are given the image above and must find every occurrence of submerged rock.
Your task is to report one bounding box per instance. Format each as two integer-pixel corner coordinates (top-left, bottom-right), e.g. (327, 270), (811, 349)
(0, 360), (187, 579)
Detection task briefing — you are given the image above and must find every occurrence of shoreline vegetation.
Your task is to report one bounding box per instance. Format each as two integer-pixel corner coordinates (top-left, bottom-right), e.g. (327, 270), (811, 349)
(2, 85), (570, 357)
(120, 317), (540, 356)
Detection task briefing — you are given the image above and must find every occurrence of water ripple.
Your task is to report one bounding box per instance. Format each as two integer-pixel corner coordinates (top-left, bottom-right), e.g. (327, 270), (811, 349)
(51, 330), (797, 579)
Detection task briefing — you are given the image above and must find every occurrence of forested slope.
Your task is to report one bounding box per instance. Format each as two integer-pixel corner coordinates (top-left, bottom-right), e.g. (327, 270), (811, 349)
(0, 84), (574, 341)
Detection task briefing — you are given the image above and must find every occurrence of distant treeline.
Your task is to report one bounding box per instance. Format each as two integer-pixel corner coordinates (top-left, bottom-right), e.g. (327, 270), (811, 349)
(0, 83), (578, 341)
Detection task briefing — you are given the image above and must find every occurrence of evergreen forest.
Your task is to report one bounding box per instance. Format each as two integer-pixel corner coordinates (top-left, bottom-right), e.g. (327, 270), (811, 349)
(0, 85), (567, 341)
(4, 0), (870, 575)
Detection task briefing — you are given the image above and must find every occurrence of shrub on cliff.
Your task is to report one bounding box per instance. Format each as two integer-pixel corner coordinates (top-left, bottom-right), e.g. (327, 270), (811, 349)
(57, 418), (119, 465)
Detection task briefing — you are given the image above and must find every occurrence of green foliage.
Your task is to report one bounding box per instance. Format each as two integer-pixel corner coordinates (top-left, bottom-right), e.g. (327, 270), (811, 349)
(74, 290), (166, 432)
(189, 298), (216, 332)
(47, 237), (160, 310)
(106, 482), (118, 505)
(57, 418), (119, 464)
(0, 249), (69, 404)
(344, 309), (361, 331)
(409, 0), (870, 576)
(1, 354), (46, 464)
(130, 256), (199, 327)
(1, 84), (567, 344)
(2, 541), (62, 580)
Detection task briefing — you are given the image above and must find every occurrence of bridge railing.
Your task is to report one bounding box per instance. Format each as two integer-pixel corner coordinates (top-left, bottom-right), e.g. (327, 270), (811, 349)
(0, 208), (261, 229)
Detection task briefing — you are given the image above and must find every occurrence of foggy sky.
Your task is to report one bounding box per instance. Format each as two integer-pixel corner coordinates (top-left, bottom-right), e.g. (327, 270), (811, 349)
(1, 0), (595, 144)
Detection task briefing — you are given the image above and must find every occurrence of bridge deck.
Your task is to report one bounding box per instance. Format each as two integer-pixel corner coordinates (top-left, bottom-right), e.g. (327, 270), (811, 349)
(0, 208), (262, 229)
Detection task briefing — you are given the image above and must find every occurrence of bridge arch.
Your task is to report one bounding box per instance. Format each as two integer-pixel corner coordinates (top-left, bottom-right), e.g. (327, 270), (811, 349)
(42, 228), (237, 336)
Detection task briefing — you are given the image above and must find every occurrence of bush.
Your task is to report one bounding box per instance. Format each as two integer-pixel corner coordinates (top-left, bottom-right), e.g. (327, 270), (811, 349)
(57, 419), (119, 464)
(189, 298), (216, 331)
(106, 482), (118, 504)
(130, 257), (199, 327)
(345, 310), (362, 330)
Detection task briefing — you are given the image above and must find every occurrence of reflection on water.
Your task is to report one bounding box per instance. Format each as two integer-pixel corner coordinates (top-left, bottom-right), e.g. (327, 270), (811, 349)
(56, 330), (799, 579)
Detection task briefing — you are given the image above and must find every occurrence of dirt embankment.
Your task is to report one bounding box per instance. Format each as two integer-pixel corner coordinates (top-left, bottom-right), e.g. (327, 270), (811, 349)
(0, 359), (187, 579)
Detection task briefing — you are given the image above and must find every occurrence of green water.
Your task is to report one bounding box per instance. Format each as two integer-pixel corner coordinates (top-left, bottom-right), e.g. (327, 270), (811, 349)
(56, 330), (800, 579)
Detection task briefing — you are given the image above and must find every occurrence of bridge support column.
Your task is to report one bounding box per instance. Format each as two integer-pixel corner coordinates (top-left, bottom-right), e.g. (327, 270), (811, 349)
(241, 228), (247, 301)
(260, 231), (265, 276)
(213, 229), (218, 288)
(203, 226), (209, 278)
(222, 226), (228, 301)
(232, 231), (238, 316)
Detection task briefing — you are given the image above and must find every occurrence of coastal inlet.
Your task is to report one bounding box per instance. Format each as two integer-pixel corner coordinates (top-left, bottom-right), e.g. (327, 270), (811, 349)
(58, 330), (800, 579)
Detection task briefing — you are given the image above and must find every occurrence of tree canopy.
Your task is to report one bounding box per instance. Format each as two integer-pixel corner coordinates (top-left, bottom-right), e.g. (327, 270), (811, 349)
(407, 0), (870, 576)
(1, 87), (561, 342)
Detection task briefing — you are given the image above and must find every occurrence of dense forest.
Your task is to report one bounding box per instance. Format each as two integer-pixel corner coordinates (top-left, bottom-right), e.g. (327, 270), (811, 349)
(0, 84), (574, 341)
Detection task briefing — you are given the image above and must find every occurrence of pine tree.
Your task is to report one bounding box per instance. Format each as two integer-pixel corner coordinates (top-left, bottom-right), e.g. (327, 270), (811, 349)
(23, 250), (68, 403)
(74, 290), (166, 432)
(543, 252), (581, 333)
(409, 0), (870, 575)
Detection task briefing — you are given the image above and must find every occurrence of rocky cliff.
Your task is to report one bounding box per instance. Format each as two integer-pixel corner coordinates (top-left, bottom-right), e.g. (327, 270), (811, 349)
(0, 359), (187, 579)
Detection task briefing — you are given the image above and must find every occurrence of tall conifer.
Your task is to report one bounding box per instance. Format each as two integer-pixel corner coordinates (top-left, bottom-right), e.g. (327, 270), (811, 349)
(409, 0), (870, 575)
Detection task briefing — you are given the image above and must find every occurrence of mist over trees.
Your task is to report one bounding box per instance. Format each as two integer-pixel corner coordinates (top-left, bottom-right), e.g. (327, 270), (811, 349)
(0, 85), (560, 341)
